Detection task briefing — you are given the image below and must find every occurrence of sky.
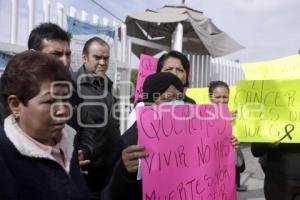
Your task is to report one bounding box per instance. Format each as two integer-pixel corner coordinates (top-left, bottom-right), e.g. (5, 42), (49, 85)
(0, 0), (300, 63)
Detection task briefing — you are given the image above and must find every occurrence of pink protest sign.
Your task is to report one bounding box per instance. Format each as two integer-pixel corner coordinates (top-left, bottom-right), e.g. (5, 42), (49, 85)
(137, 104), (236, 200)
(134, 54), (158, 103)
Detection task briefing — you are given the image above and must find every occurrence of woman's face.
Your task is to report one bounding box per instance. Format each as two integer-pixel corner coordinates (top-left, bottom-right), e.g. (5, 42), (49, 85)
(160, 57), (187, 85)
(17, 81), (71, 145)
(209, 86), (229, 104)
(155, 85), (183, 105)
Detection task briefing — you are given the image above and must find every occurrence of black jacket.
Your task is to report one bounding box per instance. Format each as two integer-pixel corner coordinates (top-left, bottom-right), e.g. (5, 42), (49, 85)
(68, 81), (83, 131)
(101, 123), (141, 200)
(0, 123), (90, 200)
(72, 66), (122, 191)
(251, 142), (300, 186)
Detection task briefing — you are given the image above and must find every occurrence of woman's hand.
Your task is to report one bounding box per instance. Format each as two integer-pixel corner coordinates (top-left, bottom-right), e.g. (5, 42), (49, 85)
(230, 111), (237, 121)
(122, 145), (148, 173)
(231, 136), (240, 150)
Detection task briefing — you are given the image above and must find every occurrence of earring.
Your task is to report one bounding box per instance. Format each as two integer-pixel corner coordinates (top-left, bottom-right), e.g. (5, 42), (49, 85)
(13, 112), (20, 120)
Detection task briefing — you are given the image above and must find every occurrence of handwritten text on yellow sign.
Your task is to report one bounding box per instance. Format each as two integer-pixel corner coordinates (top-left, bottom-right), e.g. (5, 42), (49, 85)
(233, 80), (300, 143)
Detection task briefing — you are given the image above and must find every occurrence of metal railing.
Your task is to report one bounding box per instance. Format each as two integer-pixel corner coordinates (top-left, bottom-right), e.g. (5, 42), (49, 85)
(187, 54), (245, 87)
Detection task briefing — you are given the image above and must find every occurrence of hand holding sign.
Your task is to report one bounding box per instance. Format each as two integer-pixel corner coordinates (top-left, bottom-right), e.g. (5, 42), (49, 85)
(122, 145), (148, 173)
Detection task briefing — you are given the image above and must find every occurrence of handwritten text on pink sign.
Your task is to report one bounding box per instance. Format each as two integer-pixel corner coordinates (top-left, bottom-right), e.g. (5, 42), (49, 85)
(134, 54), (158, 103)
(137, 104), (236, 200)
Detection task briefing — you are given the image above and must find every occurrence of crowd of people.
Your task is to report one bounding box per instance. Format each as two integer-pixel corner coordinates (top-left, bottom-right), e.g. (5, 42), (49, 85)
(0, 22), (297, 200)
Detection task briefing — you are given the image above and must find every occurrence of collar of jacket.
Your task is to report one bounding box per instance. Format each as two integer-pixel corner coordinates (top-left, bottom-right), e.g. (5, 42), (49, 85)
(4, 115), (76, 173)
(73, 65), (113, 91)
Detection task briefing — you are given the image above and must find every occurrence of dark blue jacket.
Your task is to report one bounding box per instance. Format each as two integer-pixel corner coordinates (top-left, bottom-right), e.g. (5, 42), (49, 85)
(0, 127), (91, 200)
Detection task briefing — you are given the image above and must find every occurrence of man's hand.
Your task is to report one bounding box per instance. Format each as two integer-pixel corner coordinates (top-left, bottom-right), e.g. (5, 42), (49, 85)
(122, 145), (148, 173)
(78, 150), (91, 175)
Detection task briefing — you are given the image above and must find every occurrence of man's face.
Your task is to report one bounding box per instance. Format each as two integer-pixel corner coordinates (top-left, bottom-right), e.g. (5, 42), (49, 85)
(40, 39), (71, 69)
(83, 42), (110, 78)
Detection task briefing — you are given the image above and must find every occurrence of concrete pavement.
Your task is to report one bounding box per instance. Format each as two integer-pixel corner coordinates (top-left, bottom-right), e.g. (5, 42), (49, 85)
(237, 144), (265, 200)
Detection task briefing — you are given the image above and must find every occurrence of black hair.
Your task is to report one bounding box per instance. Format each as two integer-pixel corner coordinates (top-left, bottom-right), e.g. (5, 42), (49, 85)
(156, 51), (190, 87)
(28, 23), (72, 50)
(208, 81), (230, 96)
(142, 72), (184, 103)
(82, 37), (109, 55)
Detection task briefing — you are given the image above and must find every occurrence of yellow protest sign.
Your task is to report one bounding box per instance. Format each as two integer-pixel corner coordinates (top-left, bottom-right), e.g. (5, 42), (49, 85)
(186, 86), (237, 110)
(186, 87), (210, 104)
(233, 79), (300, 143)
(242, 54), (300, 80)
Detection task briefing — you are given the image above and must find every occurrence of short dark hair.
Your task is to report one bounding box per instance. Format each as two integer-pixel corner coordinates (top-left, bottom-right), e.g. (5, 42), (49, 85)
(82, 37), (109, 55)
(28, 23), (72, 50)
(0, 51), (71, 109)
(208, 81), (229, 96)
(156, 51), (190, 87)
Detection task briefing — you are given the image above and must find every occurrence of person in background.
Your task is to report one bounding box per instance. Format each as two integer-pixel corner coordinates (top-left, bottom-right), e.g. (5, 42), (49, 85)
(27, 22), (90, 169)
(73, 37), (121, 199)
(1, 23), (80, 133)
(156, 50), (195, 104)
(252, 130), (300, 197)
(0, 51), (90, 200)
(28, 23), (72, 68)
(27, 22), (83, 131)
(208, 80), (247, 192)
(127, 51), (196, 130)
